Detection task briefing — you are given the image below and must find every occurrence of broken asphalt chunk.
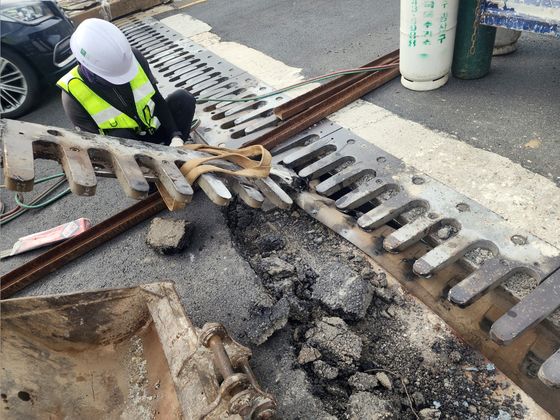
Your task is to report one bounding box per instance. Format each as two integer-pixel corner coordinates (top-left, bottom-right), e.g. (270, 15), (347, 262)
(304, 317), (362, 369)
(260, 256), (296, 278)
(348, 372), (379, 392)
(146, 217), (192, 255)
(312, 270), (374, 320)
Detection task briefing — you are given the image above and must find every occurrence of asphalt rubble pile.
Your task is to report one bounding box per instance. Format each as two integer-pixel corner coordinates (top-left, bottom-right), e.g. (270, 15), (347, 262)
(226, 200), (529, 420)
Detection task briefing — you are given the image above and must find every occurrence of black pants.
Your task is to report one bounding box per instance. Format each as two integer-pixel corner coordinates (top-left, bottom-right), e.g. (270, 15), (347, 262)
(163, 89), (196, 140)
(113, 89), (196, 145)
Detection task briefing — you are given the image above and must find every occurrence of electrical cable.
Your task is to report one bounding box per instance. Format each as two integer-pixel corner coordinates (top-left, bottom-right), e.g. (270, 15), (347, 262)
(33, 173), (66, 185)
(14, 188), (71, 210)
(1, 175), (69, 226)
(195, 63), (399, 104)
(196, 64), (398, 103)
(0, 65), (398, 220)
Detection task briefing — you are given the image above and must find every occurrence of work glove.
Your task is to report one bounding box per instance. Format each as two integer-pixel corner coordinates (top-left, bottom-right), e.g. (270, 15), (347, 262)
(169, 136), (184, 147)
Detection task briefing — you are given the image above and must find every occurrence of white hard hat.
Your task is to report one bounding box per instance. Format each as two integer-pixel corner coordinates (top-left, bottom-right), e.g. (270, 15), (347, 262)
(70, 18), (138, 85)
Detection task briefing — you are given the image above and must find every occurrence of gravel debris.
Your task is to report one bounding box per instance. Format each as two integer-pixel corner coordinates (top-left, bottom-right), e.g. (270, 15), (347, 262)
(464, 247), (495, 265)
(436, 225), (458, 240)
(298, 345), (321, 365)
(419, 408), (442, 419)
(313, 360), (339, 380)
(376, 371), (393, 390)
(449, 350), (462, 364)
(348, 372), (379, 392)
(225, 201), (535, 419)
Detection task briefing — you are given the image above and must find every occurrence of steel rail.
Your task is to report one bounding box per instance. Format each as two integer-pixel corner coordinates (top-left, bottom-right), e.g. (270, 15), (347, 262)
(274, 50), (400, 121)
(248, 59), (400, 150)
(0, 193), (166, 298)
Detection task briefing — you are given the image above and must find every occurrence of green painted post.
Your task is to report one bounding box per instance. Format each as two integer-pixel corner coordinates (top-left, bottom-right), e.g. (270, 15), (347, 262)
(452, 0), (496, 79)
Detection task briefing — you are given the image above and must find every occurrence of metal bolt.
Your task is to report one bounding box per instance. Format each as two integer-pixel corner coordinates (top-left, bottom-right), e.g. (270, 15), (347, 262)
(208, 334), (235, 379)
(412, 176), (425, 185)
(200, 324), (235, 379)
(228, 387), (254, 416)
(376, 156), (386, 163)
(456, 203), (470, 212)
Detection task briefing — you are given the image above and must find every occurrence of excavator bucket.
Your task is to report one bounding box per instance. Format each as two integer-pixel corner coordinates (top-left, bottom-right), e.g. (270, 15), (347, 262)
(0, 282), (275, 419)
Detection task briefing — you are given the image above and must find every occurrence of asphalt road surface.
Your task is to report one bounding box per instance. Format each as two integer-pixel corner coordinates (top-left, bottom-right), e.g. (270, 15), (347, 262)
(2, 3), (558, 416)
(184, 0), (560, 185)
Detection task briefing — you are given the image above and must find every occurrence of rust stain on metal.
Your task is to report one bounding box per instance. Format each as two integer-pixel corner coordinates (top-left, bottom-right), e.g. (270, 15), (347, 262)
(294, 191), (560, 414)
(245, 52), (400, 151)
(0, 119), (292, 211)
(0, 282), (276, 419)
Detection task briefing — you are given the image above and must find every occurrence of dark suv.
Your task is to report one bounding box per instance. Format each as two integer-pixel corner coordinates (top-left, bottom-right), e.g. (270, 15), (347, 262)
(1, 0), (76, 118)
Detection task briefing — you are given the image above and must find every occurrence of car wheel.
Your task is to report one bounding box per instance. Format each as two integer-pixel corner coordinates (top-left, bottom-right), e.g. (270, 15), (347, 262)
(0, 49), (39, 119)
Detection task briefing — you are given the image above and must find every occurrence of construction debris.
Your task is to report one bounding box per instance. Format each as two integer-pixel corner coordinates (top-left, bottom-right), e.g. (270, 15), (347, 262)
(348, 372), (379, 392)
(312, 273), (374, 320)
(0, 218), (91, 260)
(313, 361), (339, 380)
(225, 202), (552, 418)
(419, 408), (442, 419)
(375, 372), (393, 390)
(347, 392), (396, 420)
(146, 217), (192, 255)
(304, 317), (363, 370)
(260, 256), (296, 279)
(57, 0), (170, 25)
(297, 346), (322, 365)
(246, 297), (290, 346)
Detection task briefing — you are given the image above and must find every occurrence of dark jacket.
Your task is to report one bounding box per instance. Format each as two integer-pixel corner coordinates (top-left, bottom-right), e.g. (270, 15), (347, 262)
(60, 48), (182, 144)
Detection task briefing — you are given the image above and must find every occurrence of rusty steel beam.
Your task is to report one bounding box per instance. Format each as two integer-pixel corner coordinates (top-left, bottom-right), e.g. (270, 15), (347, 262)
(247, 63), (400, 150)
(294, 190), (560, 415)
(274, 122), (560, 399)
(0, 193), (166, 298)
(274, 50), (399, 121)
(1, 119), (292, 211)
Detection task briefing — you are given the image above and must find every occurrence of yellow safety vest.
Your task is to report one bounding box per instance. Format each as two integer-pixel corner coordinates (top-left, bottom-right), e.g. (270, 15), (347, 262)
(57, 64), (160, 135)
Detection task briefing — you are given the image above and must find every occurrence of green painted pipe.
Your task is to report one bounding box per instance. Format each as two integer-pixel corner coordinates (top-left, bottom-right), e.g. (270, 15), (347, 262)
(452, 0), (496, 79)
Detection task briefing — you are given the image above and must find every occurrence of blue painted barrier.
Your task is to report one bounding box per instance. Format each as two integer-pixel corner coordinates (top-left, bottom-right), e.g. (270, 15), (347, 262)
(482, 0), (560, 37)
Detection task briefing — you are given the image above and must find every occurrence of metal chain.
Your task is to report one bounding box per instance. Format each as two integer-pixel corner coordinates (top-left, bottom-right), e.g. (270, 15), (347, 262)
(469, 0), (483, 55)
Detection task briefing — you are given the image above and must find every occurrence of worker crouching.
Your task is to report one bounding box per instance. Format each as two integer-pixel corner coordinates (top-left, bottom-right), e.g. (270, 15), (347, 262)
(58, 18), (195, 147)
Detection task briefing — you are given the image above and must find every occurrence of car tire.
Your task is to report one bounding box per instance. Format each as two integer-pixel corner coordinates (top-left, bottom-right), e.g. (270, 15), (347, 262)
(0, 48), (40, 119)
